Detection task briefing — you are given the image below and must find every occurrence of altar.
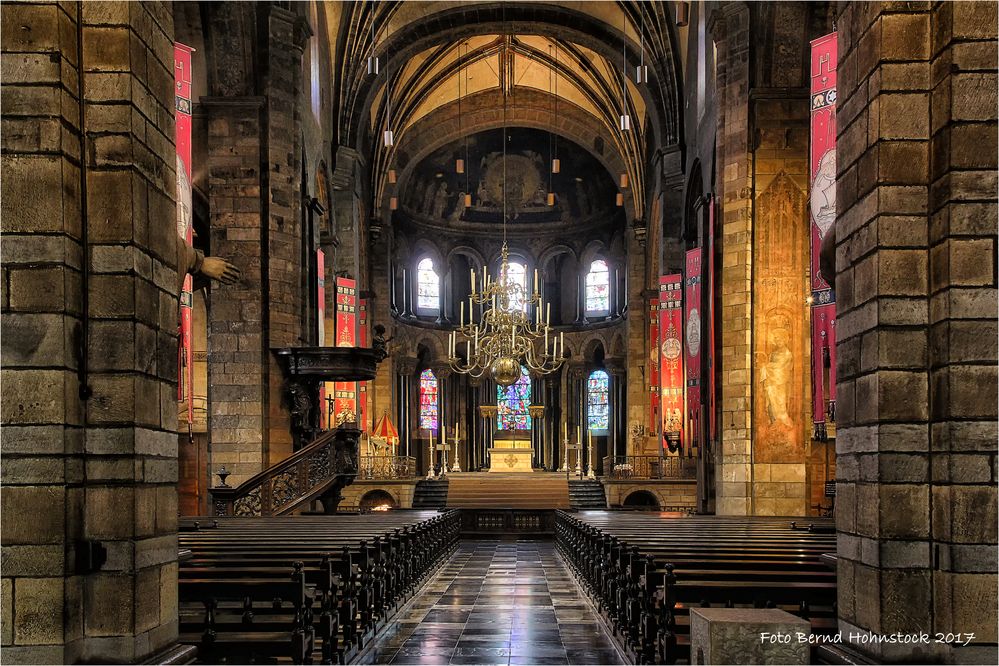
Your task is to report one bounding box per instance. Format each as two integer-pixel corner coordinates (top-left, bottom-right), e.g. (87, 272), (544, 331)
(487, 439), (534, 473)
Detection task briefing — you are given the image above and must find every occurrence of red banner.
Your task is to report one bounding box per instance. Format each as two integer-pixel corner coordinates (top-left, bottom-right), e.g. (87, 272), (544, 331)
(317, 250), (326, 429)
(358, 297), (369, 432)
(706, 196), (717, 445)
(810, 32), (838, 439)
(174, 43), (194, 425)
(685, 250), (703, 455)
(659, 275), (683, 452)
(334, 277), (357, 427)
(649, 298), (660, 434)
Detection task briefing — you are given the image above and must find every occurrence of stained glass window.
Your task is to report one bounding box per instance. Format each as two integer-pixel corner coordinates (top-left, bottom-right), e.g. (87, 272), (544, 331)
(587, 369), (610, 430)
(419, 369), (438, 431)
(417, 257), (439, 312)
(585, 259), (610, 314)
(504, 261), (527, 312)
(497, 365), (532, 430)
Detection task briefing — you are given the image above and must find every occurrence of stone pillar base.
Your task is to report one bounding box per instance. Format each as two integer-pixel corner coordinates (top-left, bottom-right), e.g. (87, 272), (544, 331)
(690, 608), (810, 665)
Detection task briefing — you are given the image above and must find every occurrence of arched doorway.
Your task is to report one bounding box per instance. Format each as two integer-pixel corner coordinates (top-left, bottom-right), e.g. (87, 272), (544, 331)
(359, 489), (397, 512)
(622, 490), (660, 510)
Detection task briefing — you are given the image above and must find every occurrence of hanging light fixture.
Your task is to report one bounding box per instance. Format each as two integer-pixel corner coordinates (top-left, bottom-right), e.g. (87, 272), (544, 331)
(636, 5), (649, 84)
(448, 38), (565, 387)
(547, 43), (555, 206)
(676, 1), (691, 27)
(619, 172), (629, 189)
(552, 41), (560, 174)
(462, 42), (472, 208)
(387, 168), (397, 184)
(366, 1), (379, 75)
(619, 11), (631, 132)
(456, 41), (465, 174)
(383, 64), (394, 147)
(389, 196), (398, 210)
(616, 192), (624, 207)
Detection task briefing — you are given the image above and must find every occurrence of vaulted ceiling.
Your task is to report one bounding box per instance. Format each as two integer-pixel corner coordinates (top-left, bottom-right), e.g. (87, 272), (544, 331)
(326, 1), (683, 222)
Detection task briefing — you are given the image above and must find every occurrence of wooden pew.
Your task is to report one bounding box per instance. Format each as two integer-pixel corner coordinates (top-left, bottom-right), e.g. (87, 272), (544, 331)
(178, 510), (460, 664)
(555, 511), (837, 664)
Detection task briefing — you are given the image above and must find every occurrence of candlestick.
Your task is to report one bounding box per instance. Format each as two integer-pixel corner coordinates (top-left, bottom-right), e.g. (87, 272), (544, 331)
(427, 431), (436, 479)
(586, 429), (596, 479)
(460, 301), (465, 327)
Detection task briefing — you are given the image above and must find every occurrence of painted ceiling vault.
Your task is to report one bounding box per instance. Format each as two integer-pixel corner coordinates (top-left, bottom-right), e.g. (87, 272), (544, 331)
(325, 1), (683, 223)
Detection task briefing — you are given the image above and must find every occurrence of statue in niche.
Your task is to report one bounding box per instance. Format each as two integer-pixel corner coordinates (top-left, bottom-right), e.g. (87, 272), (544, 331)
(760, 324), (793, 427)
(431, 181), (449, 219)
(372, 323), (393, 362)
(531, 184), (547, 206)
(450, 191), (468, 221)
(421, 177), (437, 212)
(476, 180), (493, 207)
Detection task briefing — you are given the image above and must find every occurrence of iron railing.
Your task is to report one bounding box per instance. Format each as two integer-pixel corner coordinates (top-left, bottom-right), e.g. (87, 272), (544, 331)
(358, 455), (418, 479)
(601, 455), (696, 480)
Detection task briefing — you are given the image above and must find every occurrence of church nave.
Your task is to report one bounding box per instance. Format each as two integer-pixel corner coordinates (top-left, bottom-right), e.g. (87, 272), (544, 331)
(358, 540), (624, 666)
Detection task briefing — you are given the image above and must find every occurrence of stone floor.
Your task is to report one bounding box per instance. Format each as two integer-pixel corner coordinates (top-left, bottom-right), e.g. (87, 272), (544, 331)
(356, 539), (625, 665)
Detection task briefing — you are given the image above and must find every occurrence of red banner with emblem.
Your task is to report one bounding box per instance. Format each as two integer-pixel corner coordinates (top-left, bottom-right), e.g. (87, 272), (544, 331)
(684, 250), (703, 455)
(658, 275), (683, 452)
(174, 43), (194, 425)
(333, 277), (357, 427)
(358, 297), (370, 432)
(317, 250), (326, 429)
(649, 298), (659, 435)
(810, 32), (838, 440)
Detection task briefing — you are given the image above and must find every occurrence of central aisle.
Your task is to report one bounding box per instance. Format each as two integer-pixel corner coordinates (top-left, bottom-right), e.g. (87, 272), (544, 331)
(358, 539), (626, 665)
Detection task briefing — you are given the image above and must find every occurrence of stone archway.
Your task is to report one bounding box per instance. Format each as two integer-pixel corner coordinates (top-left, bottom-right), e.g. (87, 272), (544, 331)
(358, 489), (398, 512)
(623, 490), (661, 510)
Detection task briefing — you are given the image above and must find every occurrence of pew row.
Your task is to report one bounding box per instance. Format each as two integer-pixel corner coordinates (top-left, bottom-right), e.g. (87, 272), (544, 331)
(555, 511), (837, 664)
(178, 510), (460, 664)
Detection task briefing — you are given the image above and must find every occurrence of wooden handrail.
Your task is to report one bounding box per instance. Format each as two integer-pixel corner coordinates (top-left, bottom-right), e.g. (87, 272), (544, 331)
(210, 428), (361, 516)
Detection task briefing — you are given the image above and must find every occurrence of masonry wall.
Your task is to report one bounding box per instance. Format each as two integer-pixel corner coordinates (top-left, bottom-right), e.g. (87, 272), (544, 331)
(2, 1), (179, 661)
(834, 2), (997, 661)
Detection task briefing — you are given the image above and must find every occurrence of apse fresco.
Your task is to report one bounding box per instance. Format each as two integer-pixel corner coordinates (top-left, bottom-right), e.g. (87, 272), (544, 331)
(587, 370), (610, 430)
(497, 365), (532, 430)
(419, 369), (438, 431)
(402, 128), (619, 225)
(753, 173), (809, 463)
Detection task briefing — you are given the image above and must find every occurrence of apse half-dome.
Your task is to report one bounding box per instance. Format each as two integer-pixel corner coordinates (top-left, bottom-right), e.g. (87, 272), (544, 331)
(400, 128), (619, 228)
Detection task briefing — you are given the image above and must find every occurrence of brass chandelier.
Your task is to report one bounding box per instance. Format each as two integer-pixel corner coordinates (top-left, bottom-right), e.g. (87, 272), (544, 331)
(447, 40), (566, 387)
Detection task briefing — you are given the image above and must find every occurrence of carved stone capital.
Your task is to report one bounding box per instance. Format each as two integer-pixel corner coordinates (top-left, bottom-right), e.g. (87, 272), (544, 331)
(527, 405), (546, 419)
(479, 405), (498, 420)
(397, 356), (418, 376)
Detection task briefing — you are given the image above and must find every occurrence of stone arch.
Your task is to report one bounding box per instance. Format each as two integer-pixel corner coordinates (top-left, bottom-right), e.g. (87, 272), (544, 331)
(623, 489), (661, 509)
(358, 489), (398, 511)
(344, 3), (681, 155)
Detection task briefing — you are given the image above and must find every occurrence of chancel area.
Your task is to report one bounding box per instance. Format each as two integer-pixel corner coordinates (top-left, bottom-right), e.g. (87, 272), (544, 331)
(1, 1), (997, 665)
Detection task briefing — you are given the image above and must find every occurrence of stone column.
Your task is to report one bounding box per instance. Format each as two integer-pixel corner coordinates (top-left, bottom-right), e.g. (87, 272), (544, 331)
(203, 96), (266, 488)
(834, 3), (997, 662)
(712, 3), (754, 516)
(2, 2), (179, 661)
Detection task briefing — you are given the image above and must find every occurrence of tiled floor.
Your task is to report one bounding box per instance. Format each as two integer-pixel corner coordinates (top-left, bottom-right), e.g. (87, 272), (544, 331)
(356, 539), (625, 665)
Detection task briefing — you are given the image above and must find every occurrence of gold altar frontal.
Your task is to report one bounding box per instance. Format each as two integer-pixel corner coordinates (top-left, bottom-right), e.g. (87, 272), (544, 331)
(487, 439), (534, 473)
